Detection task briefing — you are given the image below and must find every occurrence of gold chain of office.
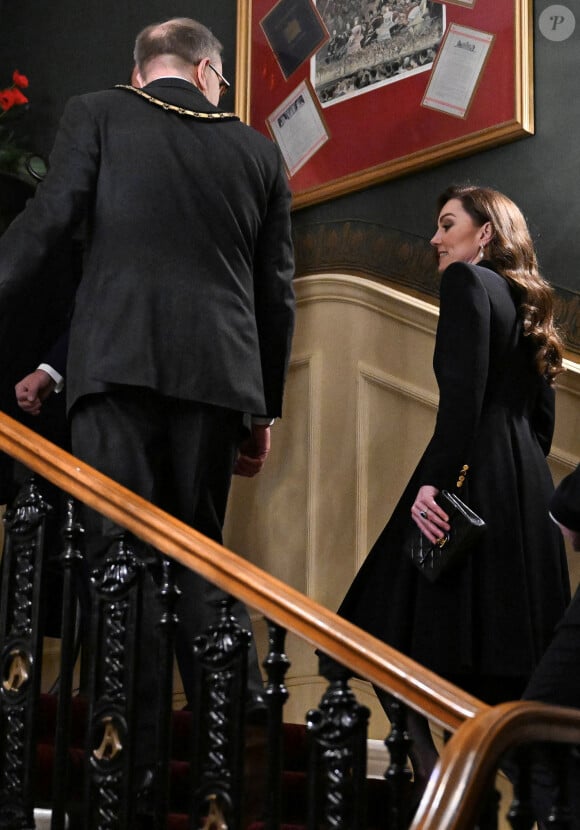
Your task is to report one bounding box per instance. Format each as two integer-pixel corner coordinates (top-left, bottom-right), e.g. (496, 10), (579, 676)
(115, 84), (239, 120)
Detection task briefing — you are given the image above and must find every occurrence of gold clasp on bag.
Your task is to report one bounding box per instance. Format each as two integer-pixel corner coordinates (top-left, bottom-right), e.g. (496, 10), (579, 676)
(435, 535), (448, 548)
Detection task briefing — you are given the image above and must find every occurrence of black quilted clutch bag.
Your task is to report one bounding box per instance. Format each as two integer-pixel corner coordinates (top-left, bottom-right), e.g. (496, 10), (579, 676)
(403, 490), (486, 582)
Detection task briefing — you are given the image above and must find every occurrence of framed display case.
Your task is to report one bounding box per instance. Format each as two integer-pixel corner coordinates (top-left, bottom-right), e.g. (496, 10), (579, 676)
(235, 0), (534, 209)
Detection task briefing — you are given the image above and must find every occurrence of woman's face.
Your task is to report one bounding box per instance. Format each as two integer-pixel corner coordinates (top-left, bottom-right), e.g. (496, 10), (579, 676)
(430, 198), (489, 273)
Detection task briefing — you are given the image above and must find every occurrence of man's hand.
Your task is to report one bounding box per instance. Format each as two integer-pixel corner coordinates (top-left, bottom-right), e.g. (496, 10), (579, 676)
(15, 369), (57, 416)
(234, 424), (271, 477)
(556, 522), (580, 552)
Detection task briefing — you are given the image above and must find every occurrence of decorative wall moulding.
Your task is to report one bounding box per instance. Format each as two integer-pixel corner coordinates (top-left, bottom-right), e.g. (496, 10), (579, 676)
(292, 219), (580, 355)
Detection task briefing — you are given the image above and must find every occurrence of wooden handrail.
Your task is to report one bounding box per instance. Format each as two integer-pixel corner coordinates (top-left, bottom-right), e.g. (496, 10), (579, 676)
(5, 412), (580, 829)
(413, 700), (580, 830)
(0, 411), (484, 731)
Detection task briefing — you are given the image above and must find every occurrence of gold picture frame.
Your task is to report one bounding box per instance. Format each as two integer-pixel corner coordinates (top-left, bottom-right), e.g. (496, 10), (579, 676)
(235, 0), (534, 210)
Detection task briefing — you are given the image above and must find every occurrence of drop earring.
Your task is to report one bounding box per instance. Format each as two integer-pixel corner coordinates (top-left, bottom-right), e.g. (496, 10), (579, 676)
(479, 244), (485, 260)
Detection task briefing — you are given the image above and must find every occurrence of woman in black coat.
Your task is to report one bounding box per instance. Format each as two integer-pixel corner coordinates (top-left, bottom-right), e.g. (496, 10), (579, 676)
(333, 184), (570, 796)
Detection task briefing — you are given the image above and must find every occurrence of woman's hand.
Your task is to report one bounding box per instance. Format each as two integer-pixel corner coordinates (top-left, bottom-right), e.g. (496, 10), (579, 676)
(412, 484), (450, 544)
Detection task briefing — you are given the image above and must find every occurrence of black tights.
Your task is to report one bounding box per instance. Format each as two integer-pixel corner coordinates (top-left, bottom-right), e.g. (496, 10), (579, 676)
(374, 687), (439, 794)
(374, 674), (528, 798)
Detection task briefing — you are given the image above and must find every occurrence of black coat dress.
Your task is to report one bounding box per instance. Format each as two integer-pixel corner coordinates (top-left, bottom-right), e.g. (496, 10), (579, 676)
(337, 260), (570, 699)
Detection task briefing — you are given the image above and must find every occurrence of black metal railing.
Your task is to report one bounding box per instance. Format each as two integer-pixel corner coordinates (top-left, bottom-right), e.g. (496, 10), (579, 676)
(0, 476), (382, 830)
(1, 414), (580, 830)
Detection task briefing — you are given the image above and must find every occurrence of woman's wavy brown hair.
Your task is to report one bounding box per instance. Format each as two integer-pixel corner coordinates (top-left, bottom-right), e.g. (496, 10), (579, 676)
(437, 184), (565, 383)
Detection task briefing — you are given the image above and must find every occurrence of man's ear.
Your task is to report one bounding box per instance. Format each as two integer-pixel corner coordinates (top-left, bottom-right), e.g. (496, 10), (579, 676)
(193, 58), (210, 96)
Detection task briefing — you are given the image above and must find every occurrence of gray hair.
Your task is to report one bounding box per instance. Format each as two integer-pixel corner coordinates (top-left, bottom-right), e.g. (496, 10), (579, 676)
(134, 17), (223, 73)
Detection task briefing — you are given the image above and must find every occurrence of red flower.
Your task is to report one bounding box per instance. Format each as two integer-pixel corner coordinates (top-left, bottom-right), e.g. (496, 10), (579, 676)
(10, 88), (28, 106)
(0, 91), (12, 111)
(12, 70), (29, 89)
(0, 87), (28, 112)
(0, 71), (29, 115)
(0, 69), (32, 174)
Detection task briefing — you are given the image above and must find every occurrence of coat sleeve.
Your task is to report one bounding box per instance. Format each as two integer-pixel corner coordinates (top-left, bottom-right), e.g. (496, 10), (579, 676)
(531, 377), (555, 457)
(42, 327), (70, 379)
(0, 97), (97, 383)
(419, 262), (491, 489)
(0, 95), (99, 302)
(251, 147), (296, 418)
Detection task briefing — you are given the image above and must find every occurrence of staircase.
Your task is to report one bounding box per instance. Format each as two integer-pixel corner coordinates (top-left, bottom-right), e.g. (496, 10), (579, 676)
(33, 694), (395, 829)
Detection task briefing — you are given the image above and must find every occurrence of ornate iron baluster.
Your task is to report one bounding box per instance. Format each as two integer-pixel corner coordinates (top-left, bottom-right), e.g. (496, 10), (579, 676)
(190, 595), (251, 830)
(84, 537), (141, 830)
(383, 697), (412, 830)
(506, 747), (535, 830)
(545, 745), (572, 829)
(475, 785), (500, 830)
(263, 620), (290, 830)
(152, 557), (180, 827)
(51, 497), (85, 830)
(0, 477), (50, 829)
(306, 669), (370, 830)
(506, 743), (575, 830)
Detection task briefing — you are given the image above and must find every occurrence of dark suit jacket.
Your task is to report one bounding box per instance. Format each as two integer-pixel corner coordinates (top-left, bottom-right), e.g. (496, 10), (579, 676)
(550, 464), (580, 533)
(0, 79), (295, 418)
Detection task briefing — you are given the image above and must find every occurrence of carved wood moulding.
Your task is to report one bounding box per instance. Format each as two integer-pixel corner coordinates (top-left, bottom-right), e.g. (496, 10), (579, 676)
(292, 220), (580, 356)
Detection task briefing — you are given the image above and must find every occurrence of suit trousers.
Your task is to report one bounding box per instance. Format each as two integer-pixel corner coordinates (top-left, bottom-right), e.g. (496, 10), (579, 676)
(70, 386), (265, 767)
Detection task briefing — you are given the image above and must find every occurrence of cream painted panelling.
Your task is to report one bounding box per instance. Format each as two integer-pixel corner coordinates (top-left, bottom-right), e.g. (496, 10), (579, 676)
(225, 356), (318, 594)
(553, 360), (580, 590)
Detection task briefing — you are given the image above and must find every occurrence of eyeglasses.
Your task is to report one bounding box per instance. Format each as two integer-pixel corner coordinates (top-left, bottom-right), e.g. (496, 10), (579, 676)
(208, 63), (230, 99)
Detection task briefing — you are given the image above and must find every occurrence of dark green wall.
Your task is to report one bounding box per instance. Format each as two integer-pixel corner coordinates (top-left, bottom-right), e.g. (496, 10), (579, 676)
(0, 1), (238, 158)
(1, 1), (578, 294)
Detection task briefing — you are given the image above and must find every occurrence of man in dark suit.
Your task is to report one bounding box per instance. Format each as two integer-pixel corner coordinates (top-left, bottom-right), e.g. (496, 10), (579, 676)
(0, 15), (295, 786)
(523, 463), (580, 703)
(516, 464), (580, 827)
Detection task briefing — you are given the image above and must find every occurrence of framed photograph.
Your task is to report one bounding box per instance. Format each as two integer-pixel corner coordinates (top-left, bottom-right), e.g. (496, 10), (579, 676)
(260, 0), (329, 79)
(266, 78), (330, 176)
(235, 0), (533, 209)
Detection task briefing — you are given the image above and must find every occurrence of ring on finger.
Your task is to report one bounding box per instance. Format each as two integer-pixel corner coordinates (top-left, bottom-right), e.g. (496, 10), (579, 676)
(419, 509), (428, 519)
